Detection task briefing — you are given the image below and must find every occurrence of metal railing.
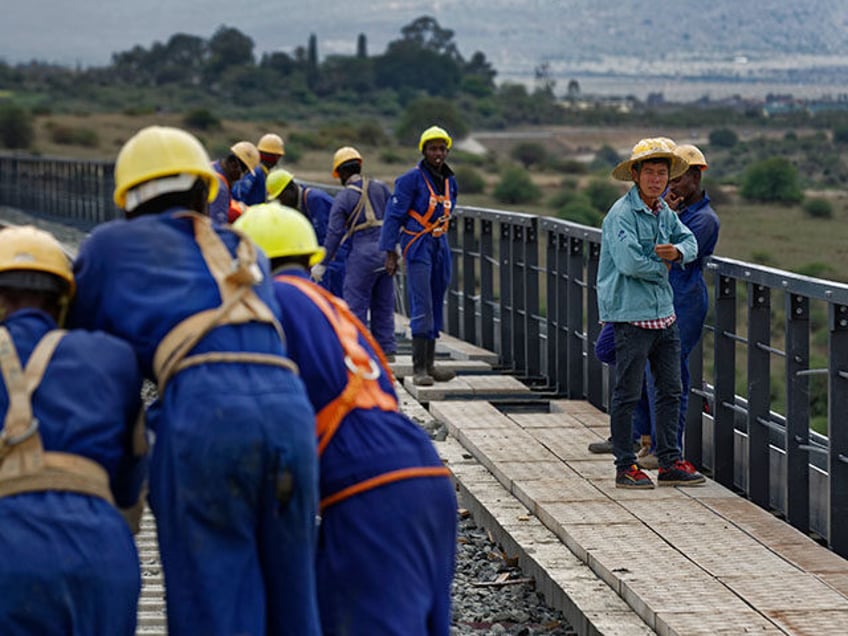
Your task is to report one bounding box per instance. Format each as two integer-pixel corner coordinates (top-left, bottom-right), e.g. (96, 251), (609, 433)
(2, 153), (847, 558)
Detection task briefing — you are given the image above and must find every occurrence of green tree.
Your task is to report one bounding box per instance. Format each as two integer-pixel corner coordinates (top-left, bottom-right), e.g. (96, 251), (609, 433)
(356, 33), (367, 59)
(511, 142), (547, 168)
(454, 165), (486, 194)
(206, 26), (255, 78)
(0, 103), (34, 149)
(493, 167), (541, 204)
(739, 157), (803, 203)
(709, 127), (739, 148)
(394, 96), (468, 147)
(583, 178), (622, 212)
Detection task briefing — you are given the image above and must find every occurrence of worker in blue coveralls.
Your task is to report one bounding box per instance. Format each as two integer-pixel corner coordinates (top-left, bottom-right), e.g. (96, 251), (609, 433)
(235, 202), (457, 636)
(312, 146), (396, 359)
(266, 168), (348, 297)
(68, 126), (320, 636)
(232, 133), (285, 206)
(209, 140), (259, 225)
(0, 225), (146, 635)
(380, 125), (458, 386)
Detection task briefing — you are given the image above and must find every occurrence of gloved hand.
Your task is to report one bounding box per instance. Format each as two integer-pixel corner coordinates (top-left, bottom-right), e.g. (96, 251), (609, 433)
(311, 263), (327, 282)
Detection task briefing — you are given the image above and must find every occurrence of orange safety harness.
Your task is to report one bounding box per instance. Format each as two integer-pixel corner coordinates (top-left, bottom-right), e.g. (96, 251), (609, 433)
(0, 328), (115, 503)
(275, 275), (450, 511)
(400, 169), (452, 259)
(152, 212), (298, 395)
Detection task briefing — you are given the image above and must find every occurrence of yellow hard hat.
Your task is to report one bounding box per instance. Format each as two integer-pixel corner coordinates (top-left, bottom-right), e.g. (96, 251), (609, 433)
(113, 126), (219, 211)
(674, 144), (708, 170)
(230, 141), (260, 172)
(266, 169), (295, 201)
(0, 225), (75, 297)
(257, 133), (285, 156)
(332, 146), (363, 178)
(611, 137), (688, 181)
(418, 125), (452, 152)
(234, 202), (326, 267)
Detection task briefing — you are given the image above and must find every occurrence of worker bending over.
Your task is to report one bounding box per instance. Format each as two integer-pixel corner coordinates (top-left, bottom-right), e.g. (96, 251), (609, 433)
(236, 202), (457, 636)
(0, 226), (146, 634)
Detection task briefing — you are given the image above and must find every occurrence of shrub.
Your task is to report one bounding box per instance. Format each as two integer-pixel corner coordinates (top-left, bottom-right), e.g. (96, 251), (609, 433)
(802, 197), (834, 219)
(833, 125), (848, 144)
(557, 195), (603, 227)
(547, 181), (581, 209)
(183, 108), (221, 131)
(510, 141), (547, 168)
(583, 178), (622, 212)
(708, 127), (739, 148)
(454, 165), (485, 195)
(47, 123), (99, 148)
(493, 167), (541, 204)
(795, 262), (835, 279)
(590, 144), (620, 170)
(739, 157), (803, 203)
(0, 102), (34, 149)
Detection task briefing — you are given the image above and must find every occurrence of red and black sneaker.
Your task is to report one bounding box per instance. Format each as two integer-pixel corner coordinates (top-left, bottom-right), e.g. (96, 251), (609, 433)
(658, 459), (706, 487)
(615, 464), (655, 489)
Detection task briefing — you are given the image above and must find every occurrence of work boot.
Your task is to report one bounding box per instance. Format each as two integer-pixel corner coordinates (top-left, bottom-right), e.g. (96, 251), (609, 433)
(412, 337), (434, 386)
(426, 339), (455, 382)
(636, 434), (658, 470)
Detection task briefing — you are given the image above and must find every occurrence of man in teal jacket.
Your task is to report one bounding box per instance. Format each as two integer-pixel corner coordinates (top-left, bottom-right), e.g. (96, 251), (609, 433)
(598, 137), (704, 490)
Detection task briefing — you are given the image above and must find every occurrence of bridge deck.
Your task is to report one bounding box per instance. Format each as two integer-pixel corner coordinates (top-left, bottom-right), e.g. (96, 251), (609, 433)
(408, 332), (848, 636)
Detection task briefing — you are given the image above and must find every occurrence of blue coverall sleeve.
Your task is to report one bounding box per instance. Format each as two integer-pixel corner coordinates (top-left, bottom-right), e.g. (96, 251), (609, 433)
(606, 211), (667, 282)
(68, 232), (109, 331)
(378, 172), (414, 252)
(323, 193), (350, 263)
(231, 168), (257, 202)
(688, 211), (720, 263)
(670, 213), (698, 264)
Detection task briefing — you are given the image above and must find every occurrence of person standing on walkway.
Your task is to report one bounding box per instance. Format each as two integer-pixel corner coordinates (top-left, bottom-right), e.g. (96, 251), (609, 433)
(232, 133), (285, 206)
(69, 126), (320, 636)
(266, 167), (347, 297)
(315, 146), (396, 359)
(0, 226), (146, 635)
(380, 125), (458, 386)
(598, 137), (705, 489)
(235, 202), (457, 636)
(210, 140), (260, 224)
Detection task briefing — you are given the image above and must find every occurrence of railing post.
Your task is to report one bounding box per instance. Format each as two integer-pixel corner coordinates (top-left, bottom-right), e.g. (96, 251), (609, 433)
(828, 304), (848, 557)
(512, 224), (527, 376)
(446, 217), (460, 337)
(566, 236), (584, 399)
(545, 227), (559, 391)
(785, 293), (810, 533)
(685, 337), (704, 465)
(586, 241), (603, 408)
(462, 215), (477, 345)
(499, 222), (513, 369)
(525, 219), (540, 379)
(747, 283), (771, 507)
(480, 219), (495, 353)
(556, 233), (569, 395)
(713, 274), (737, 487)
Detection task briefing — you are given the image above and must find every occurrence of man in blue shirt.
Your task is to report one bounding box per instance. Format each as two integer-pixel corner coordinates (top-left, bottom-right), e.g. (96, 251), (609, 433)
(232, 133), (285, 206)
(598, 137), (704, 489)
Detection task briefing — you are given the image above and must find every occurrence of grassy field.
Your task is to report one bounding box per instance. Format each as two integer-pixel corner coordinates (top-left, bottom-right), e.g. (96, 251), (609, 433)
(24, 112), (848, 281)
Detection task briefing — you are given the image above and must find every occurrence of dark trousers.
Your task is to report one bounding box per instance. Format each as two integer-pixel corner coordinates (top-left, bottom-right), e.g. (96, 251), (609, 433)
(610, 322), (682, 470)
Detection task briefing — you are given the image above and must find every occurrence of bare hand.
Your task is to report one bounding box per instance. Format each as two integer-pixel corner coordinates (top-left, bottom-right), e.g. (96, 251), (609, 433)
(654, 243), (680, 263)
(664, 191), (684, 210)
(385, 251), (399, 276)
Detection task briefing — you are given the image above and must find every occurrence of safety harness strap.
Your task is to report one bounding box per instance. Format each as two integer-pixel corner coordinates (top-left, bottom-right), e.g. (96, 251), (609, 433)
(275, 275), (397, 455)
(400, 169), (452, 258)
(343, 178), (383, 239)
(320, 466), (452, 512)
(153, 212), (294, 394)
(0, 328), (114, 504)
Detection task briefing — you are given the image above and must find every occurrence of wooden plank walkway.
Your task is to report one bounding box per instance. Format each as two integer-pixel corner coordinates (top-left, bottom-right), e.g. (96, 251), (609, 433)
(411, 334), (848, 636)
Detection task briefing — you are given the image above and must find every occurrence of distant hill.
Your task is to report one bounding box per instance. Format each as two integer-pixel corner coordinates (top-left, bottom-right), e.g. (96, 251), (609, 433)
(4, 0), (848, 99)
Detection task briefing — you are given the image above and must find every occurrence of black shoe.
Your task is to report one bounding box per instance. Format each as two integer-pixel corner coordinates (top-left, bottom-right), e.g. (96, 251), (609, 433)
(658, 459), (706, 487)
(616, 464), (655, 489)
(588, 438), (613, 454)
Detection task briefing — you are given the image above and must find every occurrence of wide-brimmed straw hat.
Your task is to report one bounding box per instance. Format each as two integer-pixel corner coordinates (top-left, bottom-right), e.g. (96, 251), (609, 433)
(612, 137), (689, 181)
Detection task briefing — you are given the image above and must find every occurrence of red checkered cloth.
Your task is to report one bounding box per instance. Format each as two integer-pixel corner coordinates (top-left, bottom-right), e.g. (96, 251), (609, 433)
(631, 314), (676, 330)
